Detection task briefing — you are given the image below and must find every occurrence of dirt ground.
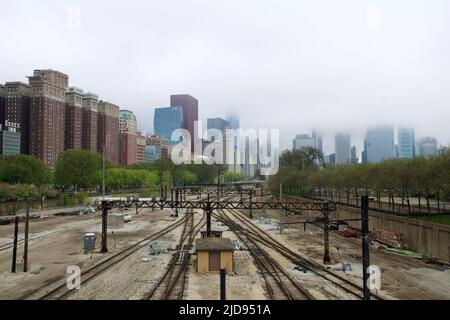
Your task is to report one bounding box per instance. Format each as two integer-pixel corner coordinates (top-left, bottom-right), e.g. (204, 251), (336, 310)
(247, 207), (450, 300)
(1, 201), (449, 300)
(0, 207), (184, 299)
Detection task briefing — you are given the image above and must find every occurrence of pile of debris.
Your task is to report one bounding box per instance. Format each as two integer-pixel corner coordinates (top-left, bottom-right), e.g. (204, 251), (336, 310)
(337, 226), (361, 238)
(372, 228), (406, 249)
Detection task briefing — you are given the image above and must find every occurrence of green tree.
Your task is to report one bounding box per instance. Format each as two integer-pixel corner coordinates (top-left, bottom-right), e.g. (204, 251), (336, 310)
(0, 154), (52, 185)
(55, 150), (106, 189)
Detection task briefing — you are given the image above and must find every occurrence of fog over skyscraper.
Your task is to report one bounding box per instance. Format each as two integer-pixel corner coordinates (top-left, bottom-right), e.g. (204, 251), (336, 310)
(335, 133), (351, 165)
(364, 126), (395, 163)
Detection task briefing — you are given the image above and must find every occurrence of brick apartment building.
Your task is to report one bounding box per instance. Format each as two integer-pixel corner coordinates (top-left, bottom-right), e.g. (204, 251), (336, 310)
(65, 87), (84, 150)
(119, 110), (137, 166)
(136, 132), (146, 163)
(28, 69), (69, 169)
(82, 92), (99, 152)
(98, 101), (120, 165)
(4, 82), (31, 154)
(0, 85), (5, 127)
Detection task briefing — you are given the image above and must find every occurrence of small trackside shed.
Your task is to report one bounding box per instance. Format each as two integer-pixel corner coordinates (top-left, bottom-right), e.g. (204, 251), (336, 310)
(195, 237), (234, 273)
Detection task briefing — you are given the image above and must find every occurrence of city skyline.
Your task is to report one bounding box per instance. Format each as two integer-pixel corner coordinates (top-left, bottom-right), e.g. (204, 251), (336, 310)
(1, 1), (450, 152)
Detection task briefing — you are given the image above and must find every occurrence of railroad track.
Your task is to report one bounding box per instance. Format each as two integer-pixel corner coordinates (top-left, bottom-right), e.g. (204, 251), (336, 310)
(218, 207), (384, 300)
(36, 215), (189, 300)
(144, 212), (206, 300)
(217, 209), (314, 300)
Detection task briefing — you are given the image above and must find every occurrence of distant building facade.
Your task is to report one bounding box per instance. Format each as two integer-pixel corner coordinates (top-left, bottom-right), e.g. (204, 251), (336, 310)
(364, 126), (395, 163)
(398, 127), (416, 159)
(65, 87), (84, 150)
(351, 146), (358, 164)
(170, 94), (198, 152)
(293, 134), (316, 150)
(82, 92), (99, 152)
(119, 110), (137, 166)
(417, 137), (438, 157)
(98, 101), (120, 165)
(0, 124), (21, 155)
(28, 69), (69, 169)
(4, 82), (31, 154)
(0, 85), (5, 128)
(335, 133), (351, 165)
(312, 130), (323, 154)
(136, 132), (146, 163)
(154, 106), (184, 144)
(145, 135), (170, 162)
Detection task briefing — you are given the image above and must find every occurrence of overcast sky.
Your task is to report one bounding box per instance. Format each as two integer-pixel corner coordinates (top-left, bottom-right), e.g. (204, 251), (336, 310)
(1, 0), (449, 155)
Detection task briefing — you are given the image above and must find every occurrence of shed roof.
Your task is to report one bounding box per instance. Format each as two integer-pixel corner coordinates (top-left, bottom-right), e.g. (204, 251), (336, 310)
(195, 237), (234, 251)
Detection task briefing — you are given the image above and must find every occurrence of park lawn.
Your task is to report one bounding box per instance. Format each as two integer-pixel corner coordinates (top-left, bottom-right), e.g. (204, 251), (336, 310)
(417, 215), (450, 226)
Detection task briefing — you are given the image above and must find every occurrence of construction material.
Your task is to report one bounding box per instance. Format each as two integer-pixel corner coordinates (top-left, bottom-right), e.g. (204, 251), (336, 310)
(372, 228), (406, 249)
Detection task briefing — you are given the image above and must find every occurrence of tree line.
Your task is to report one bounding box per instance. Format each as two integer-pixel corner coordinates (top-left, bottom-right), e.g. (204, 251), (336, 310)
(0, 150), (239, 201)
(269, 147), (450, 214)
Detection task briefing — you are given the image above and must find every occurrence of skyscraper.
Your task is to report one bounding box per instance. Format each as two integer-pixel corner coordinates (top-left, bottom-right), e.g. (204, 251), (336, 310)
(119, 110), (137, 166)
(136, 132), (146, 163)
(293, 134), (316, 150)
(312, 130), (323, 154)
(0, 85), (5, 127)
(170, 94), (198, 152)
(154, 106), (184, 144)
(417, 136), (438, 157)
(65, 87), (84, 150)
(4, 82), (31, 154)
(98, 101), (120, 165)
(364, 126), (395, 163)
(335, 133), (351, 165)
(28, 69), (69, 169)
(82, 92), (99, 152)
(398, 127), (416, 159)
(351, 146), (358, 164)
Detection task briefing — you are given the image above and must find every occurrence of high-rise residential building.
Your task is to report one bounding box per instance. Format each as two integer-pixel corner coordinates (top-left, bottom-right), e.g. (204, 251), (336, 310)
(293, 134), (316, 150)
(145, 135), (170, 162)
(28, 69), (69, 169)
(4, 82), (31, 154)
(136, 132), (146, 163)
(119, 110), (137, 166)
(351, 146), (358, 164)
(98, 101), (120, 165)
(417, 136), (438, 157)
(335, 133), (351, 165)
(154, 106), (184, 144)
(364, 126), (395, 163)
(82, 92), (99, 152)
(170, 94), (198, 152)
(398, 127), (416, 159)
(65, 87), (84, 150)
(0, 85), (5, 127)
(312, 130), (323, 154)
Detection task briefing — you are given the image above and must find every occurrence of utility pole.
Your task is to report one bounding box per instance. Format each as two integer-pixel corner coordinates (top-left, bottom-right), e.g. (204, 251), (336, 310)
(206, 193), (212, 237)
(102, 144), (106, 200)
(23, 208), (30, 272)
(11, 216), (19, 273)
(101, 201), (108, 253)
(220, 268), (226, 300)
(361, 195), (370, 300)
(249, 190), (253, 219)
(322, 203), (331, 264)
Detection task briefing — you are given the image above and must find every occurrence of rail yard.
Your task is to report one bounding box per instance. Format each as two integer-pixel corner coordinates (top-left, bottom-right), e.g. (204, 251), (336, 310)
(0, 188), (449, 300)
